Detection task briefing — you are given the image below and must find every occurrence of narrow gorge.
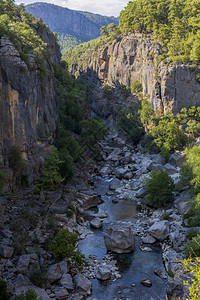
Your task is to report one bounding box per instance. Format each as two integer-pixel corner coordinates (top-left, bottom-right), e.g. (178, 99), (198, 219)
(1, 1), (200, 300)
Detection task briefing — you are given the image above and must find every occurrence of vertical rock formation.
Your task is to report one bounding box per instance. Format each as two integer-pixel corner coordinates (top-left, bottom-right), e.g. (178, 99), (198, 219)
(73, 34), (200, 113)
(0, 36), (60, 183)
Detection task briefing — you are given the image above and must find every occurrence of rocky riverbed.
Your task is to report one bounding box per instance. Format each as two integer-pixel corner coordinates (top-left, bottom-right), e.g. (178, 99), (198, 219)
(0, 134), (195, 299)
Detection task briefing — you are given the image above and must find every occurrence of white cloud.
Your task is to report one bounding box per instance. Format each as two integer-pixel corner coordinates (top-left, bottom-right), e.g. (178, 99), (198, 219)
(16, 0), (128, 16)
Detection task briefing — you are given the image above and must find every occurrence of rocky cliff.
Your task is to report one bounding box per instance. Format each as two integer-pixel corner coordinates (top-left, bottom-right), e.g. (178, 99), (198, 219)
(72, 33), (200, 113)
(26, 3), (100, 40)
(0, 36), (60, 184)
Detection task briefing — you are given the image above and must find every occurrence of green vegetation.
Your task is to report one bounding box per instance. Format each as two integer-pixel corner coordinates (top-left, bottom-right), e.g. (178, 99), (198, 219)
(29, 263), (47, 288)
(13, 289), (38, 300)
(119, 0), (200, 64)
(184, 235), (200, 258)
(0, 171), (7, 194)
(118, 110), (143, 144)
(183, 258), (200, 299)
(49, 228), (88, 269)
(131, 80), (143, 93)
(80, 117), (107, 147)
(9, 145), (25, 172)
(37, 146), (63, 191)
(0, 1), (52, 70)
(0, 279), (9, 300)
(144, 168), (175, 207)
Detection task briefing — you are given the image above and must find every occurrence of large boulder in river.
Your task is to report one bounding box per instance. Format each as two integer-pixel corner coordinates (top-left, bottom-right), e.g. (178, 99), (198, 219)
(104, 222), (134, 253)
(149, 220), (169, 241)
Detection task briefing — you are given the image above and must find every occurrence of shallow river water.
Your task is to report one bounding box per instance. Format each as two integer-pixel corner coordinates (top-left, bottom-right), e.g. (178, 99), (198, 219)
(79, 177), (167, 300)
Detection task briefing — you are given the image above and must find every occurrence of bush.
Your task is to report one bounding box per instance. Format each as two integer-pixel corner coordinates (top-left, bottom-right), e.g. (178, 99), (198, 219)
(183, 258), (200, 299)
(102, 84), (113, 100)
(118, 110), (143, 144)
(131, 80), (143, 93)
(81, 117), (107, 147)
(183, 194), (200, 227)
(13, 289), (38, 300)
(9, 145), (25, 172)
(58, 149), (74, 181)
(139, 99), (154, 127)
(0, 279), (9, 300)
(183, 146), (200, 193)
(29, 263), (47, 288)
(49, 229), (87, 269)
(0, 171), (7, 194)
(144, 168), (175, 207)
(184, 234), (200, 258)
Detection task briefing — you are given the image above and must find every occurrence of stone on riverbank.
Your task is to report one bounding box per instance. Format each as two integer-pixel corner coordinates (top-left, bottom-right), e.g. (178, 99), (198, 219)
(74, 274), (92, 296)
(149, 220), (169, 241)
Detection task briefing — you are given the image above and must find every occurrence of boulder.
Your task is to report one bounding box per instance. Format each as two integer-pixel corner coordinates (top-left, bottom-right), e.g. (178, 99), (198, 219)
(74, 274), (92, 296)
(17, 254), (31, 274)
(104, 222), (134, 253)
(90, 218), (103, 229)
(54, 288), (69, 299)
(149, 220), (169, 241)
(47, 261), (69, 283)
(116, 168), (127, 179)
(100, 166), (111, 177)
(109, 178), (121, 190)
(135, 188), (146, 198)
(123, 172), (133, 180)
(60, 274), (74, 291)
(96, 266), (111, 280)
(0, 244), (14, 258)
(169, 152), (186, 168)
(141, 234), (156, 244)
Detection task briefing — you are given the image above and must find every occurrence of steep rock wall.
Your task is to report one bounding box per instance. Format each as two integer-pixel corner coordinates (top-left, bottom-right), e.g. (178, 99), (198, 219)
(74, 34), (200, 113)
(0, 37), (59, 183)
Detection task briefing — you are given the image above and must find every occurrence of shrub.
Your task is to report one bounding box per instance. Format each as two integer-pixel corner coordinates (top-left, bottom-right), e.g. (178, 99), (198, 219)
(58, 149), (74, 181)
(183, 258), (200, 299)
(81, 117), (107, 147)
(29, 263), (47, 288)
(13, 289), (38, 300)
(183, 146), (200, 193)
(0, 171), (7, 194)
(183, 194), (200, 227)
(144, 168), (175, 207)
(102, 84), (113, 100)
(139, 99), (154, 127)
(118, 110), (143, 144)
(131, 80), (142, 93)
(38, 146), (63, 191)
(0, 279), (9, 300)
(184, 234), (200, 258)
(49, 228), (87, 269)
(9, 145), (25, 172)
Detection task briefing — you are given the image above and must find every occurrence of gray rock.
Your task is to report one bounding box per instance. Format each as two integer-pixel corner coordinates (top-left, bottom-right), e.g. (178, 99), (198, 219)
(47, 261), (69, 283)
(140, 246), (153, 252)
(90, 218), (103, 229)
(136, 188), (146, 198)
(14, 275), (50, 300)
(54, 288), (69, 299)
(141, 278), (152, 287)
(164, 163), (178, 175)
(116, 168), (127, 179)
(17, 254), (31, 274)
(0, 244), (14, 258)
(109, 178), (121, 190)
(169, 152), (186, 168)
(60, 274), (74, 291)
(100, 166), (111, 177)
(96, 266), (111, 280)
(123, 172), (133, 179)
(149, 220), (169, 241)
(74, 274), (92, 296)
(141, 234), (156, 244)
(154, 269), (167, 279)
(104, 222), (134, 253)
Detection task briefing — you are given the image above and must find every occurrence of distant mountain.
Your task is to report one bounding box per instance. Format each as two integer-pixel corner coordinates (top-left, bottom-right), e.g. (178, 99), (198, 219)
(25, 3), (119, 53)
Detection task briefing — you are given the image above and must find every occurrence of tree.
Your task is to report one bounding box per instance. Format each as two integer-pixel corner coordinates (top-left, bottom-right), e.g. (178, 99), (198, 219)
(39, 146), (63, 191)
(144, 168), (175, 207)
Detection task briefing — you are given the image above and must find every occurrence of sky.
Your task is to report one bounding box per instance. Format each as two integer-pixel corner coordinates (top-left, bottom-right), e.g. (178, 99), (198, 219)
(15, 0), (129, 16)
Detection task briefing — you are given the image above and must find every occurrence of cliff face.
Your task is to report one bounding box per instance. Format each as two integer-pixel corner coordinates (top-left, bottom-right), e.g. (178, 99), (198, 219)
(74, 34), (200, 113)
(26, 3), (100, 40)
(0, 36), (59, 183)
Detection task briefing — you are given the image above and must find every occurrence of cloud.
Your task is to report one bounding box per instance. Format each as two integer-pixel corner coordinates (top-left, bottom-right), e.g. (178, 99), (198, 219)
(16, 0), (128, 16)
